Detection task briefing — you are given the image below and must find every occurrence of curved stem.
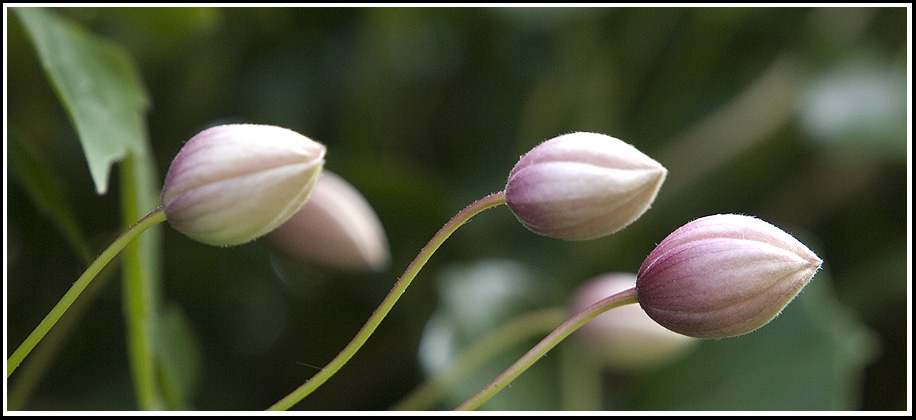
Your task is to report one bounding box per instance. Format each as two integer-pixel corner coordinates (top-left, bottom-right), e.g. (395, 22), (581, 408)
(7, 262), (118, 409)
(391, 307), (568, 411)
(268, 191), (508, 411)
(7, 206), (167, 377)
(454, 287), (639, 411)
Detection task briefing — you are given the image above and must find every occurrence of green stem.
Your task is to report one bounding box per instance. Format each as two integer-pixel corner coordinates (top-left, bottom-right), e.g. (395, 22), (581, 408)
(559, 337), (602, 410)
(267, 191), (508, 411)
(120, 154), (165, 410)
(391, 307), (568, 411)
(7, 207), (167, 377)
(454, 287), (639, 411)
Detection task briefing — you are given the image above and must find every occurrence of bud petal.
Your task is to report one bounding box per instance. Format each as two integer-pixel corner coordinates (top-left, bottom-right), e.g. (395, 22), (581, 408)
(571, 273), (697, 370)
(636, 214), (823, 339)
(505, 132), (667, 240)
(161, 124), (326, 246)
(267, 171), (391, 272)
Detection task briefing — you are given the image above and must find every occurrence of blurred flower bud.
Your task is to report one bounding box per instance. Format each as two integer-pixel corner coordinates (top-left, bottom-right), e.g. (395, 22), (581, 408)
(571, 273), (697, 370)
(161, 124), (326, 247)
(636, 214), (823, 339)
(505, 132), (666, 241)
(267, 171), (391, 272)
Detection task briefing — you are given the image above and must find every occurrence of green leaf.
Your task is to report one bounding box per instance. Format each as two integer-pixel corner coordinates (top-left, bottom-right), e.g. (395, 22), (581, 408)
(14, 7), (151, 195)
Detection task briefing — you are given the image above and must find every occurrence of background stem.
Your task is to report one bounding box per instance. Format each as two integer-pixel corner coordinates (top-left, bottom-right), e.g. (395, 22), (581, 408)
(391, 307), (567, 411)
(455, 287), (638, 411)
(119, 154), (166, 410)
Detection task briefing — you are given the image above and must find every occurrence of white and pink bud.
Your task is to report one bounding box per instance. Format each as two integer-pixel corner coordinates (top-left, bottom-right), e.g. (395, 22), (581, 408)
(267, 171), (391, 272)
(505, 132), (666, 241)
(570, 272), (697, 370)
(636, 214), (823, 339)
(161, 124), (326, 247)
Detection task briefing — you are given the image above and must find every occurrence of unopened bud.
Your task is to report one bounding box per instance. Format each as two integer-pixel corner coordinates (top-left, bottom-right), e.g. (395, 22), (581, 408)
(161, 124), (325, 246)
(571, 273), (697, 370)
(505, 132), (666, 240)
(268, 171), (390, 272)
(636, 214), (822, 339)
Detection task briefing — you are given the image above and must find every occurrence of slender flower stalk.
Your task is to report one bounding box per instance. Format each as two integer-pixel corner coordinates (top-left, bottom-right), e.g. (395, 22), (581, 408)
(454, 287), (639, 411)
(268, 192), (508, 411)
(7, 207), (167, 377)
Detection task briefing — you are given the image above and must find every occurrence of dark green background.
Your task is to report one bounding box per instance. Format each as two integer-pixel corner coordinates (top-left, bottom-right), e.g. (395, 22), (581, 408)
(6, 6), (909, 411)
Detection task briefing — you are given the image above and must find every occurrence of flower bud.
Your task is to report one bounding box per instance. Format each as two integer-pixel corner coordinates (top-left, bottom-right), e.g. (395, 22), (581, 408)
(161, 124), (326, 247)
(571, 273), (697, 370)
(267, 171), (391, 272)
(505, 132), (666, 241)
(636, 214), (822, 339)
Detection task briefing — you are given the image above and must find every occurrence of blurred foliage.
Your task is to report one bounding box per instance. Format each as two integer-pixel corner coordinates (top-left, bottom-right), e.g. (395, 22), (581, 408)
(418, 259), (879, 411)
(6, 6), (909, 411)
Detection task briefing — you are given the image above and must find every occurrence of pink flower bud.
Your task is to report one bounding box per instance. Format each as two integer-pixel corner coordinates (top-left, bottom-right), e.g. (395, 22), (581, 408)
(570, 273), (697, 370)
(267, 171), (391, 272)
(161, 124), (326, 246)
(636, 214), (823, 339)
(505, 132), (667, 240)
